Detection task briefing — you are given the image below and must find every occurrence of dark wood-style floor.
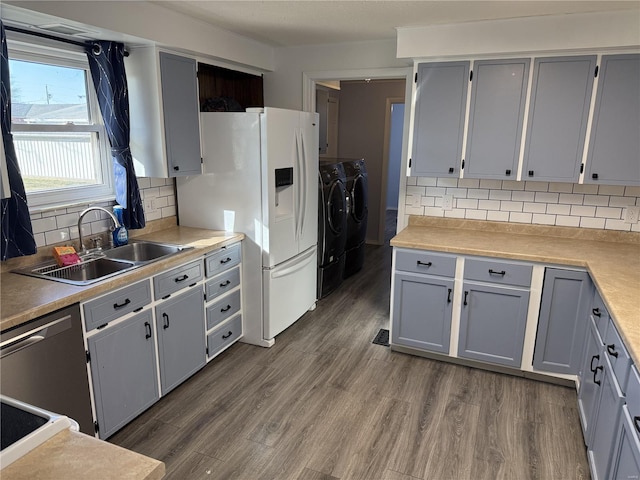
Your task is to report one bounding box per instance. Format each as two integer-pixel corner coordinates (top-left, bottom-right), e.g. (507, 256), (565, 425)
(110, 212), (590, 480)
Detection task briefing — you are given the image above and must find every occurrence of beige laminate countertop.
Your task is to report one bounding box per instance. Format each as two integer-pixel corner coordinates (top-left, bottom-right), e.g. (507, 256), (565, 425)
(0, 225), (244, 332)
(1, 430), (164, 480)
(391, 217), (640, 366)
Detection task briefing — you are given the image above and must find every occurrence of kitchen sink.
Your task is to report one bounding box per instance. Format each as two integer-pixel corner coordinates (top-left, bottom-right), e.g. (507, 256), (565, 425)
(102, 240), (191, 264)
(12, 240), (192, 286)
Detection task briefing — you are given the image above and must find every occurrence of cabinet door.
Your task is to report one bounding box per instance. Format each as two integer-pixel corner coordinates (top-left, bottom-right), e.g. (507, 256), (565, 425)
(533, 269), (593, 374)
(610, 405), (640, 480)
(458, 282), (529, 367)
(522, 56), (596, 183)
(156, 287), (206, 394)
(464, 59), (530, 180)
(585, 54), (640, 186)
(411, 61), (469, 177)
(578, 317), (605, 444)
(391, 272), (454, 354)
(159, 52), (202, 177)
(87, 310), (159, 439)
(588, 353), (625, 480)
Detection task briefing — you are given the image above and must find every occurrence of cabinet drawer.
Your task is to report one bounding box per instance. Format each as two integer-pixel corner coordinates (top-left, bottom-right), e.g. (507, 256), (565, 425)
(205, 267), (240, 302)
(154, 260), (203, 299)
(604, 319), (632, 394)
(207, 315), (242, 358)
(395, 249), (456, 277)
(627, 366), (640, 419)
(205, 244), (241, 278)
(84, 280), (152, 332)
(206, 290), (241, 331)
(464, 258), (532, 287)
(591, 290), (610, 338)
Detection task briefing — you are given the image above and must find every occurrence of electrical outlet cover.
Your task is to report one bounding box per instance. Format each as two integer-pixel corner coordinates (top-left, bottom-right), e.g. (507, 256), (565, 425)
(442, 194), (453, 211)
(624, 206), (640, 224)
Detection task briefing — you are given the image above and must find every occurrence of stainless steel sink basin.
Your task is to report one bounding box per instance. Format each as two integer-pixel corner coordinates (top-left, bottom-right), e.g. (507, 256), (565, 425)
(12, 240), (192, 286)
(103, 240), (191, 264)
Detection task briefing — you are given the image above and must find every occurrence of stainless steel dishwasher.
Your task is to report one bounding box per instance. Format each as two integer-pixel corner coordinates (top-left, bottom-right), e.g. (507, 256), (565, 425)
(0, 304), (94, 435)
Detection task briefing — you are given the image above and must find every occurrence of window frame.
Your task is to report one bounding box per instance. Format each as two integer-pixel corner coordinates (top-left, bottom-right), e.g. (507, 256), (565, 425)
(6, 34), (114, 211)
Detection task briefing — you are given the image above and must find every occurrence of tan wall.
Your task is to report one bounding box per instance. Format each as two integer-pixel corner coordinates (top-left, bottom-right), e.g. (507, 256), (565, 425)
(337, 79), (406, 244)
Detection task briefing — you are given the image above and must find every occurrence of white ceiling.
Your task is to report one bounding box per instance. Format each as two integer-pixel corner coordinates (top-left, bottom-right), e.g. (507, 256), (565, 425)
(153, 0), (640, 47)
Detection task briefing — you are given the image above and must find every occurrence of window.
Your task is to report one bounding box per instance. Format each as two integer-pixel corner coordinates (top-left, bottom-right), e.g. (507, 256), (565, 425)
(7, 36), (113, 209)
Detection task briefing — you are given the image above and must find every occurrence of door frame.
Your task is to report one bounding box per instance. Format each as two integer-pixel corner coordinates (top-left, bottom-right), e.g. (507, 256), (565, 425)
(302, 68), (413, 238)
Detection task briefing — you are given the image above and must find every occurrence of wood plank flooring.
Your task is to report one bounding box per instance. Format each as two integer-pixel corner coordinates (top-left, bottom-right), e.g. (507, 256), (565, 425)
(110, 218), (590, 480)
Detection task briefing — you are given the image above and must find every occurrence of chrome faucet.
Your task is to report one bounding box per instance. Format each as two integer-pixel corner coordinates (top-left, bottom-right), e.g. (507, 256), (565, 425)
(77, 206), (121, 252)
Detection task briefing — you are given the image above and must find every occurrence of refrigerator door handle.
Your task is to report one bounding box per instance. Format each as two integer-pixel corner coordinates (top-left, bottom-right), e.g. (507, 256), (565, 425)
(294, 130), (303, 240)
(298, 130), (307, 239)
(270, 247), (316, 279)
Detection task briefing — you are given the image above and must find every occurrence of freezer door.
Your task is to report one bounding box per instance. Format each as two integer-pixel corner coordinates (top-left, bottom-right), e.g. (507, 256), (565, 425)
(262, 108), (302, 267)
(263, 245), (317, 339)
(298, 111), (319, 253)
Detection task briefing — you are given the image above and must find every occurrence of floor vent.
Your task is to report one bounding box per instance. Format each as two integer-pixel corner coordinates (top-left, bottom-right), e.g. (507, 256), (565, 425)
(372, 328), (389, 347)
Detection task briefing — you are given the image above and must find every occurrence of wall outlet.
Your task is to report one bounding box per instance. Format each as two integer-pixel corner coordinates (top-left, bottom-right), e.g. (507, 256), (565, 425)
(624, 206), (640, 224)
(144, 197), (157, 212)
(411, 194), (420, 207)
(442, 194), (453, 211)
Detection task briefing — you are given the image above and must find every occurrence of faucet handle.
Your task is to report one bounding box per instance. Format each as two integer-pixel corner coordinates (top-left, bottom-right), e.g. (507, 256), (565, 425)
(92, 237), (103, 249)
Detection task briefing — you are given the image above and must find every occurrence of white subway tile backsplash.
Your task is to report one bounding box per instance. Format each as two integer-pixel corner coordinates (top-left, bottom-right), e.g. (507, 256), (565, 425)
(580, 217), (606, 229)
(632, 223), (640, 233)
(161, 205), (177, 217)
(44, 229), (70, 245)
(56, 213), (79, 229)
(406, 177), (418, 186)
(150, 178), (166, 188)
(406, 186), (426, 196)
(158, 185), (174, 197)
(405, 177), (639, 233)
(146, 209), (162, 221)
(31, 217), (58, 234)
(34, 233), (46, 248)
(570, 205), (596, 217)
(137, 177), (151, 189)
(595, 206), (622, 219)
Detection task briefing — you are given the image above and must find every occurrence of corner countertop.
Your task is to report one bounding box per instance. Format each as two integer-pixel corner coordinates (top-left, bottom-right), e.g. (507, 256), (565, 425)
(0, 225), (244, 332)
(391, 216), (640, 366)
(1, 429), (164, 480)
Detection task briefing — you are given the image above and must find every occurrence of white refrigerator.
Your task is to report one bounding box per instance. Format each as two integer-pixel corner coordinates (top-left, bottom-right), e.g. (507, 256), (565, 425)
(176, 108), (319, 347)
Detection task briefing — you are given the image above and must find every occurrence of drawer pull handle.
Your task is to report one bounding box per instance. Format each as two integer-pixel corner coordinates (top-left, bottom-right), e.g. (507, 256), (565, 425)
(416, 261), (432, 267)
(222, 331), (233, 339)
(592, 308), (601, 317)
(113, 298), (131, 309)
(634, 416), (640, 434)
(447, 288), (452, 303)
(220, 280), (231, 287)
(593, 365), (603, 386)
(488, 269), (506, 276)
(220, 257), (232, 264)
(144, 322), (152, 340)
(606, 344), (619, 358)
(463, 291), (469, 306)
(590, 354), (600, 373)
(221, 305), (231, 313)
(175, 274), (189, 283)
(162, 313), (170, 330)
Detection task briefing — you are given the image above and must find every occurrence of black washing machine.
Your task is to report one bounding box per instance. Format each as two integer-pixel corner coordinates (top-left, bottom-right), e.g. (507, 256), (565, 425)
(342, 158), (368, 278)
(317, 161), (348, 298)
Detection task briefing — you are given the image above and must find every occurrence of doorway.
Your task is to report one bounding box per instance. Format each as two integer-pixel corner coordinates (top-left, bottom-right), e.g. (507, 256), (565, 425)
(382, 100), (405, 242)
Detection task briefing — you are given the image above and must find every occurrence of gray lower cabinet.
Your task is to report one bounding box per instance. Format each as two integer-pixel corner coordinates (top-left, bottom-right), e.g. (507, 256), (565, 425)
(587, 352), (625, 480)
(522, 56), (597, 183)
(392, 272), (454, 354)
(464, 58), (530, 180)
(87, 310), (159, 439)
(610, 405), (640, 479)
(578, 316), (606, 442)
(155, 286), (206, 394)
(585, 54), (640, 186)
(533, 268), (593, 375)
(458, 281), (530, 368)
(411, 61), (470, 177)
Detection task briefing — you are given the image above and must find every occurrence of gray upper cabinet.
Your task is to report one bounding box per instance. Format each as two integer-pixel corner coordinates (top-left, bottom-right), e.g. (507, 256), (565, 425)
(585, 54), (640, 186)
(87, 310), (159, 439)
(411, 61), (470, 177)
(127, 47), (201, 178)
(464, 59), (530, 180)
(522, 56), (597, 183)
(533, 269), (593, 375)
(155, 286), (206, 394)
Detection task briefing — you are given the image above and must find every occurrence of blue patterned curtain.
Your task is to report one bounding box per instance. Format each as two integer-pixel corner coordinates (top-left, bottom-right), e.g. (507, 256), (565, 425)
(1, 21), (37, 260)
(86, 41), (145, 229)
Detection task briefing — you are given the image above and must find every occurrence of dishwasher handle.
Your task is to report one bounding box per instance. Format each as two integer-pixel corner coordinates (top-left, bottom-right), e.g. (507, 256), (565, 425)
(0, 315), (72, 359)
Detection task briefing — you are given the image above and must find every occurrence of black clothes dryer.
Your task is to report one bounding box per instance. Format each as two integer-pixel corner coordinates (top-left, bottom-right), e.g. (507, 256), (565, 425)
(317, 162), (348, 298)
(342, 158), (368, 278)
